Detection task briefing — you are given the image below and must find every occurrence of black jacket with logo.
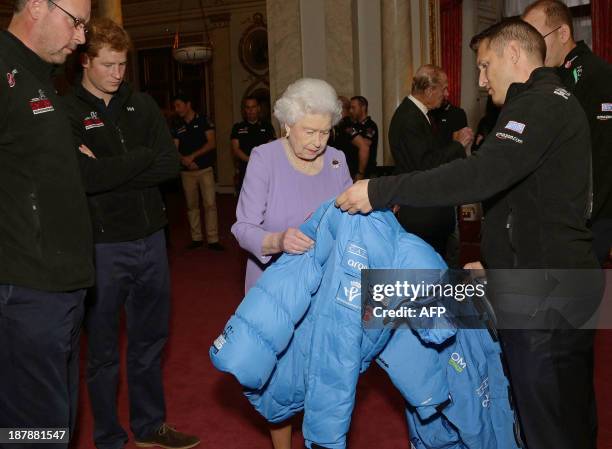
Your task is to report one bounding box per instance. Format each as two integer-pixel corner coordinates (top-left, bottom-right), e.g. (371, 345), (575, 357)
(558, 41), (612, 221)
(0, 31), (94, 291)
(63, 83), (180, 243)
(369, 68), (597, 269)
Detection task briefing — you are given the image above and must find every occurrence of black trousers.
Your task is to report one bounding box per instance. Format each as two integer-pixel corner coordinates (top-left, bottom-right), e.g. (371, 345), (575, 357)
(0, 285), (85, 449)
(499, 328), (597, 449)
(86, 230), (170, 449)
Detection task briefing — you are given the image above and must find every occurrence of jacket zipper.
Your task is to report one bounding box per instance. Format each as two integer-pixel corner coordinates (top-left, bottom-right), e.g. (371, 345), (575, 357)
(506, 210), (518, 267)
(30, 192), (42, 253)
(116, 123), (150, 230)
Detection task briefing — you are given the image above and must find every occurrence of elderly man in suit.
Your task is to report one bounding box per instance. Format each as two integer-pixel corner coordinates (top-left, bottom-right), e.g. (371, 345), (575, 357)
(389, 64), (473, 259)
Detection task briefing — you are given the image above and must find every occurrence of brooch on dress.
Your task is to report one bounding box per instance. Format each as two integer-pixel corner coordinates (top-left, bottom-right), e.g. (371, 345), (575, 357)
(331, 159), (341, 169)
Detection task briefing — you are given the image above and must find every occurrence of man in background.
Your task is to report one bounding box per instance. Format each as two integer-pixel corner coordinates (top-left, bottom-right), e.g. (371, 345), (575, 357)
(173, 93), (223, 251)
(524, 0), (612, 266)
(329, 95), (359, 177)
(388, 64), (473, 259)
(230, 95), (275, 193)
(349, 95), (379, 180)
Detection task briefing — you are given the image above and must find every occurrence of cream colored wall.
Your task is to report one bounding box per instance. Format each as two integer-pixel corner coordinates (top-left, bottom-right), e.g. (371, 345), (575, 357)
(266, 0), (302, 124)
(229, 8), (269, 124)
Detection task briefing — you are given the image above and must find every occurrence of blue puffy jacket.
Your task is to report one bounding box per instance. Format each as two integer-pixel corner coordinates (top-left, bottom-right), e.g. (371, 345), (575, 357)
(211, 200), (518, 449)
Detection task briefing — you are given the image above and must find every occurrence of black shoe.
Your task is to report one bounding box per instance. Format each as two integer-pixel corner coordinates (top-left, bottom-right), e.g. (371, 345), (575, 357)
(135, 423), (200, 449)
(186, 240), (203, 250)
(207, 242), (224, 251)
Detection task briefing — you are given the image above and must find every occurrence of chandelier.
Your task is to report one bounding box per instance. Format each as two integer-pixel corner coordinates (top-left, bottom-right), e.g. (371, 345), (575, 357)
(172, 0), (213, 65)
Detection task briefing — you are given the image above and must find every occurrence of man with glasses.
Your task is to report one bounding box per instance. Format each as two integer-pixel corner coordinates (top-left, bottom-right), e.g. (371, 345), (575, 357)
(524, 0), (612, 267)
(0, 0), (91, 447)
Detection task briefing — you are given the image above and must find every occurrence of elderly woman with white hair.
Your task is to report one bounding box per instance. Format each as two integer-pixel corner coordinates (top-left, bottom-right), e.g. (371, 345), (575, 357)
(231, 78), (352, 449)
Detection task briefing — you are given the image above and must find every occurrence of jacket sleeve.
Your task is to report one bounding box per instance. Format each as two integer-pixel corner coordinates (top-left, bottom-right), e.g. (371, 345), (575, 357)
(210, 204), (332, 390)
(377, 325), (452, 420)
(580, 61), (612, 219)
(113, 95), (180, 191)
(65, 100), (159, 194)
(231, 147), (273, 264)
(369, 92), (567, 209)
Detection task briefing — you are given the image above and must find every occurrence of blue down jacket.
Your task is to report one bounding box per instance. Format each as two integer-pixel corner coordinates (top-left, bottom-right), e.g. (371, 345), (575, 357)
(210, 200), (519, 449)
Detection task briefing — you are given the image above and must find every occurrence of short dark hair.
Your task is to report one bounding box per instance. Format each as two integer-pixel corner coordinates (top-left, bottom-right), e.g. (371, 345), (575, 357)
(173, 93), (193, 104)
(351, 96), (368, 110)
(470, 18), (546, 64)
(242, 95), (259, 106)
(523, 0), (574, 37)
(411, 64), (445, 94)
(14, 0), (28, 12)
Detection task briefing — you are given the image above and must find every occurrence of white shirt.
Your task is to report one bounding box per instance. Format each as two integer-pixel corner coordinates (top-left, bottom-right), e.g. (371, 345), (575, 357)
(408, 95), (430, 124)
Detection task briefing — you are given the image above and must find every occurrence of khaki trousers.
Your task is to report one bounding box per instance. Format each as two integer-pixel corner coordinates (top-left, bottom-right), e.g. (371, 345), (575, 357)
(180, 167), (219, 243)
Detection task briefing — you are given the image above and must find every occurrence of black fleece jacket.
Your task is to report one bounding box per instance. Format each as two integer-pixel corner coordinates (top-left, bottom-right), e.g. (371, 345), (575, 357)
(0, 31), (95, 291)
(369, 68), (598, 270)
(63, 83), (180, 243)
(558, 41), (612, 222)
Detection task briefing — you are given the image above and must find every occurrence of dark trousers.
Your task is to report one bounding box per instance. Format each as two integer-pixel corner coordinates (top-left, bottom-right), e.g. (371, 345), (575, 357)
(499, 328), (597, 449)
(0, 285), (85, 449)
(86, 230), (170, 449)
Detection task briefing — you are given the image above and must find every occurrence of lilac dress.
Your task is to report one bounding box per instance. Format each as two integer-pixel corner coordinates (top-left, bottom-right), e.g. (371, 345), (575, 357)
(231, 139), (353, 293)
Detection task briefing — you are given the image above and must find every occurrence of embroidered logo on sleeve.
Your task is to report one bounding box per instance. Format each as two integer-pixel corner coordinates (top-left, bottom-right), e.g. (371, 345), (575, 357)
(553, 87), (571, 100)
(495, 132), (523, 144)
(504, 120), (526, 134)
(83, 111), (105, 130)
(30, 89), (54, 115)
(6, 69), (17, 88)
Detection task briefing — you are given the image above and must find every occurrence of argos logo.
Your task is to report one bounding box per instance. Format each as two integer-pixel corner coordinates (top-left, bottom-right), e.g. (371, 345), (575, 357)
(348, 259), (368, 270)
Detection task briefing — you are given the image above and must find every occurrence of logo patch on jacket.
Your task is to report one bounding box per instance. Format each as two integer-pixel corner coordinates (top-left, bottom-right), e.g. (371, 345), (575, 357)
(504, 120), (525, 134)
(30, 89), (54, 115)
(602, 103), (612, 112)
(495, 132), (523, 144)
(337, 241), (369, 311)
(212, 325), (233, 354)
(553, 87), (571, 100)
(475, 377), (490, 408)
(449, 351), (467, 373)
(6, 69), (17, 88)
(83, 111), (105, 130)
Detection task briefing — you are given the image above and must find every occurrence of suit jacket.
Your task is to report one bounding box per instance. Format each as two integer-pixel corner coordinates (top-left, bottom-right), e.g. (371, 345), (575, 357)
(389, 97), (466, 241)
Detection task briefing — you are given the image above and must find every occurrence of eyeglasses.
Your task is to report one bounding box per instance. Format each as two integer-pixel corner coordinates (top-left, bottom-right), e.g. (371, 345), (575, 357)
(47, 0), (88, 32)
(542, 25), (561, 39)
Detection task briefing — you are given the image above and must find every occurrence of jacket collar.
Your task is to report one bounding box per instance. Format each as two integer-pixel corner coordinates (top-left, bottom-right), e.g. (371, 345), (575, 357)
(75, 80), (132, 108)
(505, 66), (558, 103)
(0, 30), (55, 83)
(562, 41), (590, 69)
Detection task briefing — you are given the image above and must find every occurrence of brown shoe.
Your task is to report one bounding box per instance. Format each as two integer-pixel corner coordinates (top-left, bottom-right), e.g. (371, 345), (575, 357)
(135, 423), (200, 449)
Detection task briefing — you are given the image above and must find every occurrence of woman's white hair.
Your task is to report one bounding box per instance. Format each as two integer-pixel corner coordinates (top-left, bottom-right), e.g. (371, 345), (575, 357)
(273, 78), (342, 127)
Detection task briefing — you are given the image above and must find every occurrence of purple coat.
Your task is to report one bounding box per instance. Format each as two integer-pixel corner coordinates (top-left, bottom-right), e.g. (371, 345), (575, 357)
(231, 139), (353, 292)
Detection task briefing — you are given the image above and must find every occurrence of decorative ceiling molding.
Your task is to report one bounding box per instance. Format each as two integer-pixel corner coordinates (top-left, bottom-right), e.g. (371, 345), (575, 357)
(123, 0), (264, 28)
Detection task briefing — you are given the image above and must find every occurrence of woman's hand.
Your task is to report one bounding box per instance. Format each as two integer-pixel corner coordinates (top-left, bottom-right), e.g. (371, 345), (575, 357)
(278, 227), (315, 254)
(262, 228), (315, 256)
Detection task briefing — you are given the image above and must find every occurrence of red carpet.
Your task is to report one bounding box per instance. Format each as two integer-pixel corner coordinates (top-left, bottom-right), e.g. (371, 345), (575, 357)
(71, 192), (612, 449)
